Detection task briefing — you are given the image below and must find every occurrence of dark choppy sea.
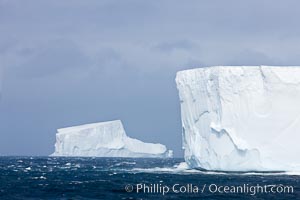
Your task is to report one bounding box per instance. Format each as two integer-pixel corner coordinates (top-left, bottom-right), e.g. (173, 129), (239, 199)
(0, 157), (299, 200)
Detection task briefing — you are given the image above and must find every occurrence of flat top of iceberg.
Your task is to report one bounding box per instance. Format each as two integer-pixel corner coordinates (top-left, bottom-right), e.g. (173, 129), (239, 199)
(177, 65), (300, 72)
(57, 120), (122, 134)
(176, 65), (300, 85)
(176, 65), (300, 73)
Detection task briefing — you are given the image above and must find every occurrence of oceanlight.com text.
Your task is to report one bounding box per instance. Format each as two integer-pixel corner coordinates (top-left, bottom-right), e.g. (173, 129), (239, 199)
(125, 183), (294, 196)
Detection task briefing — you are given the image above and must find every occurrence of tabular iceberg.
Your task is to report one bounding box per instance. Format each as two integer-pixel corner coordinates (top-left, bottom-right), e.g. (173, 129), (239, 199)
(176, 66), (300, 171)
(51, 120), (173, 158)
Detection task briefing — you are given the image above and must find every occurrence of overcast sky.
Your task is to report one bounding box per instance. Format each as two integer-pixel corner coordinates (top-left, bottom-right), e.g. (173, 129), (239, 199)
(1, 0), (300, 157)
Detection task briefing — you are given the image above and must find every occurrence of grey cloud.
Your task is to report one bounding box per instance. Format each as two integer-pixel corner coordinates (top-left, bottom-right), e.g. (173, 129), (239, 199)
(0, 40), (18, 54)
(226, 50), (277, 66)
(12, 39), (90, 78)
(154, 40), (198, 52)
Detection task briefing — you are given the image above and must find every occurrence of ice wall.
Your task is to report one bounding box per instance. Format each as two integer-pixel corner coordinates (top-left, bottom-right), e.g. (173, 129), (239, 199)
(176, 66), (300, 171)
(51, 120), (173, 158)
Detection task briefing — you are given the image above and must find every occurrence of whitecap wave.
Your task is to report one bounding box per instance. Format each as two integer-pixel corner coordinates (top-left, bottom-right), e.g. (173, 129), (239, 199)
(113, 161), (136, 167)
(129, 162), (226, 175)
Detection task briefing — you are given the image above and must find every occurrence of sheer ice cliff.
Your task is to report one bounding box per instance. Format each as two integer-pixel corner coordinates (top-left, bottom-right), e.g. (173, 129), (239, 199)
(176, 66), (300, 171)
(51, 120), (173, 158)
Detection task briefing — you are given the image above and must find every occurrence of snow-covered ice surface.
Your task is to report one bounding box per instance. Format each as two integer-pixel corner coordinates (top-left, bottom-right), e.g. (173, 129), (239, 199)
(176, 66), (300, 171)
(51, 120), (173, 158)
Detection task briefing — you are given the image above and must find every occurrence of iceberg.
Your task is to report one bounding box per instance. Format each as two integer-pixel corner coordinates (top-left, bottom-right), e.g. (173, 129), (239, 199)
(51, 120), (173, 158)
(176, 66), (300, 171)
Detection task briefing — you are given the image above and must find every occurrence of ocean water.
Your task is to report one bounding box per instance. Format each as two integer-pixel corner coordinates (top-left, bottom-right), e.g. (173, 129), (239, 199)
(0, 157), (299, 200)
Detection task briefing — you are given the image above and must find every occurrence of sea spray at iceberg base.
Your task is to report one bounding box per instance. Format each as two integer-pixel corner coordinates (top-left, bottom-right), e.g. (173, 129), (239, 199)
(51, 120), (173, 158)
(176, 66), (300, 171)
